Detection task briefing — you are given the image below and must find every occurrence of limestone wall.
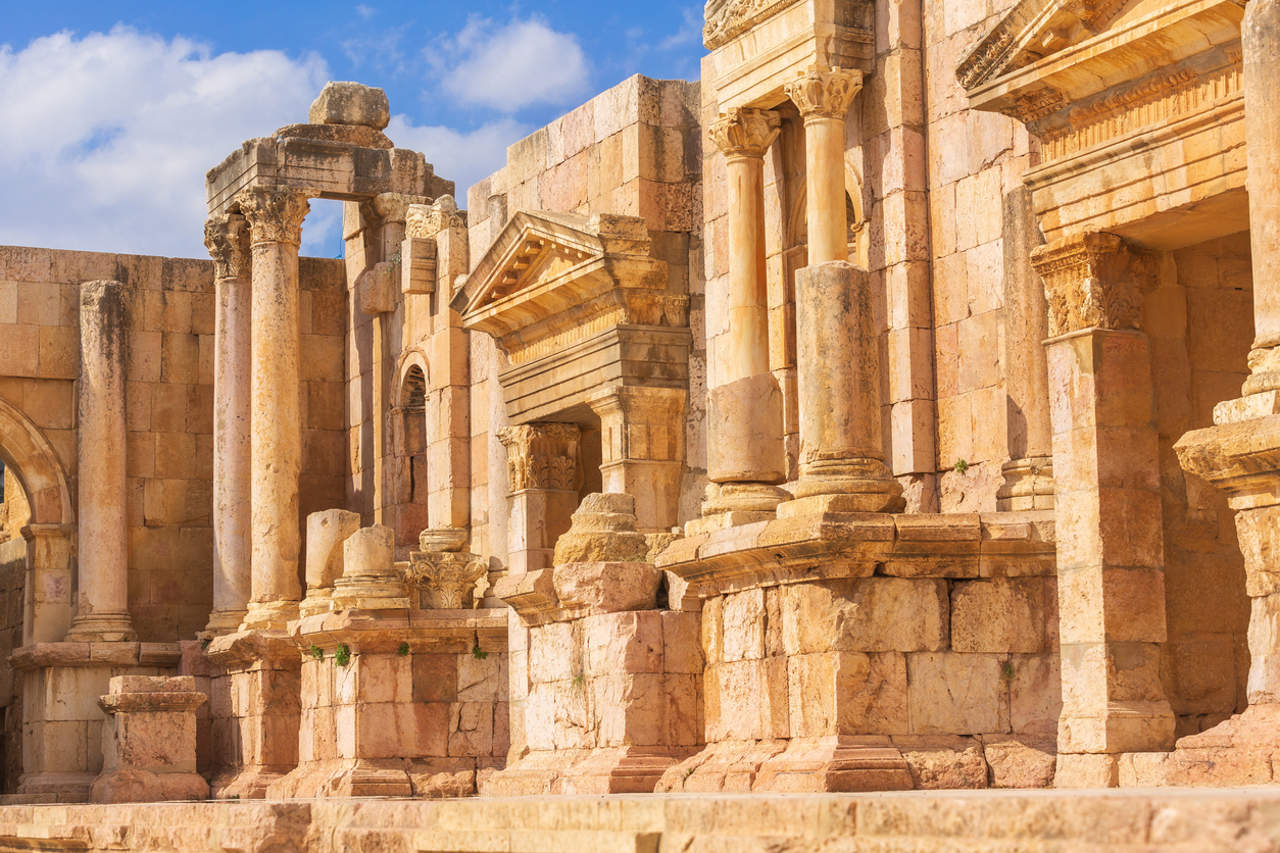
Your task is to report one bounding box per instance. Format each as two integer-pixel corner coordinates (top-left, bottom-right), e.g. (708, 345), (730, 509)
(0, 246), (346, 642)
(0, 466), (29, 542)
(0, 536), (25, 791)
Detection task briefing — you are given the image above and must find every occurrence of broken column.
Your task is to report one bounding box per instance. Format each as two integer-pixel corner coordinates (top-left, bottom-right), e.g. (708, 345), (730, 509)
(237, 187), (311, 632)
(66, 280), (134, 642)
(587, 386), (687, 532)
(497, 424), (582, 576)
(703, 107), (789, 520)
(90, 676), (208, 803)
(487, 494), (702, 794)
(1034, 233), (1174, 786)
(299, 509), (362, 617)
(204, 213), (253, 636)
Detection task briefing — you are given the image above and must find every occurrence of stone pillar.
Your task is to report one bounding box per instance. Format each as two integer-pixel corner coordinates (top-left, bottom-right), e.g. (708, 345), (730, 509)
(785, 66), (862, 265)
(204, 213), (253, 636)
(497, 424), (581, 576)
(67, 280), (134, 643)
(1242, 0), (1280, 396)
(703, 107), (788, 517)
(1034, 233), (1174, 786)
(237, 188), (311, 632)
(91, 676), (208, 803)
(998, 187), (1054, 511)
(783, 262), (897, 514)
(21, 523), (73, 645)
(587, 386), (686, 532)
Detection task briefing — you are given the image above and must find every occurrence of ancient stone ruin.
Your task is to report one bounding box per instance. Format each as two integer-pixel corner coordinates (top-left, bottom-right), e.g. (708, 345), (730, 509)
(0, 0), (1278, 847)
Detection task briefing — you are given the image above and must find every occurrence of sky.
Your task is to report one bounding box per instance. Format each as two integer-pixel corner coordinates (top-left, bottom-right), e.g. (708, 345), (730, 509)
(0, 1), (706, 259)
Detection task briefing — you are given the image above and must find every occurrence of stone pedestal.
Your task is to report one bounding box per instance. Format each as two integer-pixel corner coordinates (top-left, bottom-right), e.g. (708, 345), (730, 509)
(587, 386), (686, 533)
(91, 676), (208, 803)
(12, 642), (180, 800)
(203, 631), (301, 799)
(1034, 234), (1174, 786)
(498, 424), (582, 576)
(67, 280), (134, 643)
(299, 509), (362, 618)
(204, 214), (253, 637)
(485, 494), (702, 794)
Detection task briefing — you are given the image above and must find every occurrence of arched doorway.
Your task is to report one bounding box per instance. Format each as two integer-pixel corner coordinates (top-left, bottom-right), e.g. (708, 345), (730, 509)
(392, 361), (429, 548)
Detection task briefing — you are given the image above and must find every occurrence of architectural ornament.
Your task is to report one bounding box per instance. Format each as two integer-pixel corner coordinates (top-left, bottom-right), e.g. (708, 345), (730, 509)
(497, 424), (581, 492)
(708, 107), (782, 159)
(236, 188), (311, 246)
(1031, 232), (1155, 337)
(785, 66), (863, 120)
(202, 214), (249, 281)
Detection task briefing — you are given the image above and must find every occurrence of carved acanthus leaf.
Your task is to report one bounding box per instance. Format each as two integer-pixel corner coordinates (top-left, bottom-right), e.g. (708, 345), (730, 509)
(703, 0), (796, 49)
(1032, 232), (1156, 337)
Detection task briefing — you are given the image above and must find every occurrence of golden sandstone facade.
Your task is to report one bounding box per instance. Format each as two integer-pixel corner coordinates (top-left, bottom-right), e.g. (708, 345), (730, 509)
(0, 0), (1276, 846)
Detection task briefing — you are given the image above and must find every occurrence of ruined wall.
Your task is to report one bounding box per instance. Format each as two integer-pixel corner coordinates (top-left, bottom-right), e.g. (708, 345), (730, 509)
(0, 533), (25, 791)
(464, 75), (704, 560)
(0, 246), (346, 642)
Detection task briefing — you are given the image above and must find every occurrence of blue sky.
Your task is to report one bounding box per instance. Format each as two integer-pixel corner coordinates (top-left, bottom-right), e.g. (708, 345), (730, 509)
(0, 1), (705, 258)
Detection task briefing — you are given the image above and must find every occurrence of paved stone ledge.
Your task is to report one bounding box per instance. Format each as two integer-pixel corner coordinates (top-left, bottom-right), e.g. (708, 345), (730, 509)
(0, 788), (1278, 851)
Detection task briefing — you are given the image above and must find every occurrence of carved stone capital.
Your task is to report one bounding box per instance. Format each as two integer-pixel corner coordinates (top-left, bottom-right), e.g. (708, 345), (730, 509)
(406, 194), (467, 238)
(236, 188), (311, 246)
(708, 107), (782, 159)
(1031, 232), (1156, 337)
(785, 66), (863, 120)
(704, 0), (791, 50)
(404, 550), (488, 609)
(371, 191), (430, 225)
(497, 423), (581, 492)
(203, 213), (249, 281)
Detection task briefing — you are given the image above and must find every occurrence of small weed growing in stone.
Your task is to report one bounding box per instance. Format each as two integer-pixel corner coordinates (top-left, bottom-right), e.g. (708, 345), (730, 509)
(200, 637), (212, 650)
(334, 643), (352, 666)
(1001, 660), (1015, 681)
(573, 673), (585, 689)
(398, 642), (410, 656)
(954, 458), (969, 474)
(310, 644), (324, 660)
(472, 643), (488, 660)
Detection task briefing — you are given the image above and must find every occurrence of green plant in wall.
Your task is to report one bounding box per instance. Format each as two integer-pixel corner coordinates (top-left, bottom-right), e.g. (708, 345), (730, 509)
(334, 643), (352, 666)
(309, 644), (324, 661)
(398, 642), (410, 657)
(572, 673), (585, 689)
(1001, 660), (1015, 682)
(954, 458), (969, 474)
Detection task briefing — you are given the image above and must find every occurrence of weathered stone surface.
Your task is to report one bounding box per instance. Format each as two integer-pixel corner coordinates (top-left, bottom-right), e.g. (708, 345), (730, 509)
(308, 81), (390, 129)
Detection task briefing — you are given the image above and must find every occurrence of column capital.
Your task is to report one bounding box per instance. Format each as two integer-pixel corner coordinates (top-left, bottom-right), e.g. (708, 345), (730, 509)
(1031, 231), (1156, 337)
(407, 195), (467, 239)
(784, 65), (863, 121)
(236, 187), (311, 246)
(497, 423), (581, 492)
(370, 191), (430, 225)
(203, 213), (249, 280)
(708, 107), (782, 159)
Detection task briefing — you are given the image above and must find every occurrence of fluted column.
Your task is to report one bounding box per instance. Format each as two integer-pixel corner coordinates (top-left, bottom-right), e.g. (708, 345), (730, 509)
(203, 214), (253, 636)
(67, 280), (135, 642)
(1242, 0), (1280, 396)
(703, 107), (788, 517)
(237, 188), (310, 632)
(785, 66), (862, 264)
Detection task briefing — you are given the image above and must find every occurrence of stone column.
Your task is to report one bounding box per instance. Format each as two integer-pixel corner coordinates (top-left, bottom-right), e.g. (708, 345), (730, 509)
(237, 188), (311, 632)
(783, 262), (897, 515)
(587, 386), (686, 532)
(21, 523), (73, 644)
(1034, 233), (1174, 786)
(704, 107), (788, 517)
(497, 423), (581, 576)
(203, 214), (253, 636)
(785, 66), (862, 265)
(1242, 0), (1280, 396)
(67, 280), (134, 643)
(998, 186), (1055, 511)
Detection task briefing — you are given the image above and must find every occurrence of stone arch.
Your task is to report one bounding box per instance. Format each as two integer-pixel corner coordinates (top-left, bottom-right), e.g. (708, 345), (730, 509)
(0, 397), (72, 528)
(391, 352), (430, 545)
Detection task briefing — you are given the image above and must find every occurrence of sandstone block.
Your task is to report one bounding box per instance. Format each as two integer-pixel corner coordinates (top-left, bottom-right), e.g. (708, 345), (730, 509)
(781, 578), (949, 654)
(309, 81), (390, 129)
(583, 611), (663, 677)
(907, 653), (1006, 735)
(951, 579), (1045, 653)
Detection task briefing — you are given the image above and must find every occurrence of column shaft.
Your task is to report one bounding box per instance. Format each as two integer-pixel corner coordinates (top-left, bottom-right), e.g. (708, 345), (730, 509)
(238, 188), (310, 631)
(724, 152), (770, 380)
(67, 280), (134, 642)
(1244, 0), (1280, 389)
(204, 214), (253, 635)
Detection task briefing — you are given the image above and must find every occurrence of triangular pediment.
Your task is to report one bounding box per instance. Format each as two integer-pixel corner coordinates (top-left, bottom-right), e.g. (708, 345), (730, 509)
(958, 0), (1143, 92)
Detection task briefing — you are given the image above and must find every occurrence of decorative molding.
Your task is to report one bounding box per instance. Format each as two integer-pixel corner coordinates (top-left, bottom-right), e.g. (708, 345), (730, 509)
(236, 187), (311, 246)
(497, 423), (581, 492)
(784, 66), (863, 120)
(407, 195), (467, 237)
(703, 0), (798, 49)
(203, 213), (249, 281)
(708, 107), (782, 159)
(1032, 232), (1156, 336)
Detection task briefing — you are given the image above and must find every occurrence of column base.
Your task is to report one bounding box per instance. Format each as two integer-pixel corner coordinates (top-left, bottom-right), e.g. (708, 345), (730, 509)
(996, 456), (1055, 512)
(482, 747), (690, 796)
(701, 482), (790, 515)
(1057, 701), (1176, 755)
(16, 772), (95, 802)
(64, 613), (136, 643)
(201, 608), (247, 639)
(753, 736), (914, 793)
(239, 600), (300, 633)
(91, 768), (209, 804)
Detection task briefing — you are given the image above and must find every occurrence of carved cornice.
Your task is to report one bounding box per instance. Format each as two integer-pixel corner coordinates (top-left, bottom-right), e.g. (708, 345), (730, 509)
(1032, 232), (1156, 337)
(708, 107), (782, 158)
(236, 188), (311, 246)
(407, 195), (467, 238)
(703, 0), (797, 49)
(203, 213), (249, 281)
(497, 423), (581, 492)
(785, 66), (864, 120)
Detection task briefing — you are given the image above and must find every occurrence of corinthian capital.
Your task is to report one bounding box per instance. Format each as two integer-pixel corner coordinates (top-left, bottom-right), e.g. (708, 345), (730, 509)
(1031, 232), (1156, 337)
(708, 107), (782, 158)
(785, 66), (863, 120)
(203, 213), (249, 281)
(236, 188), (311, 246)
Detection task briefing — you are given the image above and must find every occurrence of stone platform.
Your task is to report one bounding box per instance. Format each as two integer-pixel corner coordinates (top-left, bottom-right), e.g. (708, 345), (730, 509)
(1, 789), (1279, 850)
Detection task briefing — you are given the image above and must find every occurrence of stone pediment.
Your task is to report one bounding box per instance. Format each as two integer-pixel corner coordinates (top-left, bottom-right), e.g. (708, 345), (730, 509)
(452, 211), (681, 363)
(703, 0), (797, 49)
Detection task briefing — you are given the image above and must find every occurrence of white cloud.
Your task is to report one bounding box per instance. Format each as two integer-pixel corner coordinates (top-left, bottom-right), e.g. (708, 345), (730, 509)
(434, 17), (589, 113)
(385, 115), (526, 204)
(355, 4), (376, 19)
(0, 27), (329, 258)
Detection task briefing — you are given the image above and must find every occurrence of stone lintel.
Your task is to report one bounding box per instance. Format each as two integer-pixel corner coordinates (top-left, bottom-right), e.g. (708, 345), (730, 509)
(10, 642), (181, 671)
(202, 630), (299, 671)
(654, 510), (1057, 597)
(288, 608), (508, 655)
(1175, 414), (1280, 506)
